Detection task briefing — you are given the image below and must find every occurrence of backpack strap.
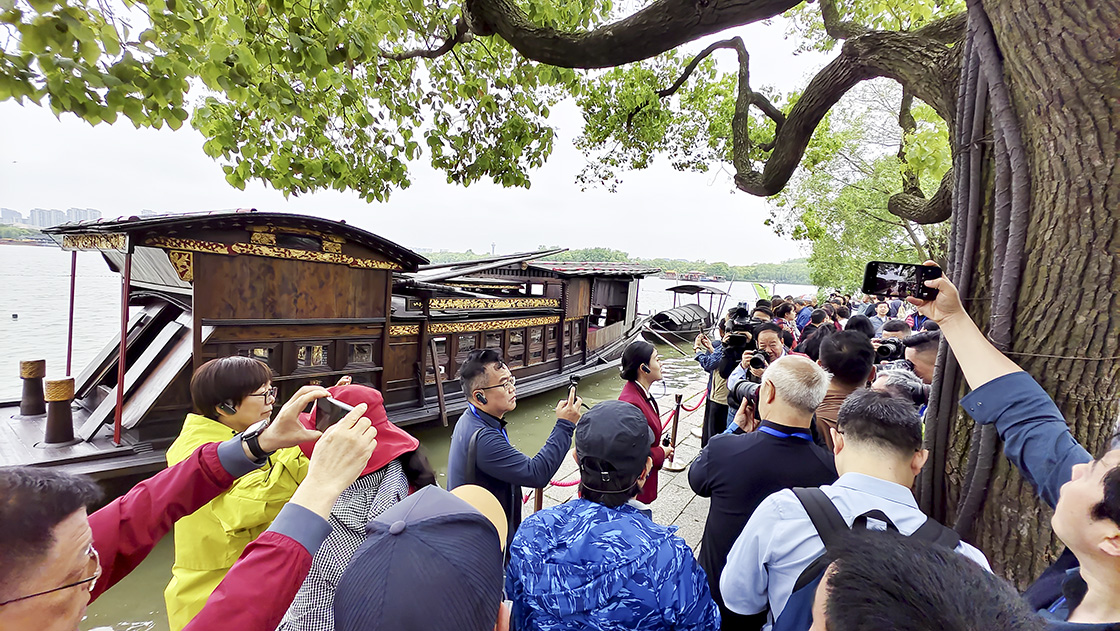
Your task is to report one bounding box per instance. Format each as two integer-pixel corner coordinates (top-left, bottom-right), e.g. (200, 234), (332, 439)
(791, 487), (849, 549)
(912, 516), (961, 549)
(790, 488), (849, 592)
(851, 509), (901, 533)
(464, 428), (483, 486)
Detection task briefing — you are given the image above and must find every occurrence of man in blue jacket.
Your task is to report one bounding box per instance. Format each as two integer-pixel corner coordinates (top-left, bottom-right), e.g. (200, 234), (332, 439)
(910, 264), (1120, 630)
(506, 400), (721, 631)
(447, 349), (582, 552)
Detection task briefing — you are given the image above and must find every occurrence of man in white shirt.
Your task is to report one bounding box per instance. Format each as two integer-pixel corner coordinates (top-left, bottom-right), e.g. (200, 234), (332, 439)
(720, 389), (990, 629)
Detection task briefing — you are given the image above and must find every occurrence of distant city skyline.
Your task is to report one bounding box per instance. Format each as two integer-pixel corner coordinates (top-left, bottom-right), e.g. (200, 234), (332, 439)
(0, 206), (104, 228)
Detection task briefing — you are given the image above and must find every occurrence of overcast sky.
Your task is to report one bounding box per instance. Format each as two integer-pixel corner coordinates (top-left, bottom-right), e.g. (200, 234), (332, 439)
(0, 19), (830, 265)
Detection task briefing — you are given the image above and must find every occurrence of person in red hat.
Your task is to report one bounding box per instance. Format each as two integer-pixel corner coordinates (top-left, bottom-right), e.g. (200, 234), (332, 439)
(277, 384), (435, 631)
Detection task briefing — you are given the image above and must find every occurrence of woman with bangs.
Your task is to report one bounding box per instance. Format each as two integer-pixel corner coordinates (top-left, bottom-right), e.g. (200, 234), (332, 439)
(163, 357), (337, 630)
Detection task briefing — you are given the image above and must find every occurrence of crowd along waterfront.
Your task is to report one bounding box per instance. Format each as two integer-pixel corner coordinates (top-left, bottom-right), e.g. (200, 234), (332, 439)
(0, 231), (818, 631)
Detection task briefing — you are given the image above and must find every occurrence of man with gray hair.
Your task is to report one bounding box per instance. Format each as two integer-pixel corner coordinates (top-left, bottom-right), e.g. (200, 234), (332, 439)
(689, 356), (838, 630)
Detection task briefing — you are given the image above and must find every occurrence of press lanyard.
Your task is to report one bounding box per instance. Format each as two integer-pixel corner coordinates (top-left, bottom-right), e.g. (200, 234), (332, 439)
(758, 425), (813, 441)
(468, 403), (509, 442)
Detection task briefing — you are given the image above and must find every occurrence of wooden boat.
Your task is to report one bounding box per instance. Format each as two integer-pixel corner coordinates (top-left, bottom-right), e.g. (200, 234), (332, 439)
(642, 284), (729, 344)
(0, 211), (658, 480)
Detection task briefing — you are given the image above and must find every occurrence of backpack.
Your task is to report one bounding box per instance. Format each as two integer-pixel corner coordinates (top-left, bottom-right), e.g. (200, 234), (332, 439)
(770, 487), (961, 631)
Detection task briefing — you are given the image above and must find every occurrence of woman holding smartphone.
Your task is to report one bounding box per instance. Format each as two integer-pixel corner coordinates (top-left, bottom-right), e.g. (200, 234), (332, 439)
(163, 358), (348, 630)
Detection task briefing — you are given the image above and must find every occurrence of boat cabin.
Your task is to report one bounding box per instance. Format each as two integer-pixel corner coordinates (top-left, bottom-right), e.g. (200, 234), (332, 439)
(0, 211), (658, 479)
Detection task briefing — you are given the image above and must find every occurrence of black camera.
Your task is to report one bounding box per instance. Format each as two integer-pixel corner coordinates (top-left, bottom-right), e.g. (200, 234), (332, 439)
(876, 338), (906, 361)
(749, 349), (770, 370)
(728, 379), (761, 417)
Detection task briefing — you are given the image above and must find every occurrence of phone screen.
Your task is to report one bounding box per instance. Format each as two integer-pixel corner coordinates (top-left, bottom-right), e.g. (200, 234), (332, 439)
(314, 397), (355, 432)
(862, 262), (941, 300)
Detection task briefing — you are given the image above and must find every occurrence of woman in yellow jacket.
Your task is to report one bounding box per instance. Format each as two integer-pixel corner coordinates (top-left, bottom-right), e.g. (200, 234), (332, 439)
(164, 357), (329, 630)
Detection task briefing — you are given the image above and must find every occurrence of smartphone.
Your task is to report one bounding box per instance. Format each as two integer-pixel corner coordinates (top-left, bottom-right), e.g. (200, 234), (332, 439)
(314, 397), (354, 432)
(862, 261), (942, 300)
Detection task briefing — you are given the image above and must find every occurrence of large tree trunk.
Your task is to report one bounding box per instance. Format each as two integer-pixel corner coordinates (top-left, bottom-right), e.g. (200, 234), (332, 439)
(944, 0), (1120, 588)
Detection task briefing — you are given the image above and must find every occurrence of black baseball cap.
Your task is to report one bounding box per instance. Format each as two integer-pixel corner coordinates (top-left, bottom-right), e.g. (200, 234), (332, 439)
(575, 400), (654, 481)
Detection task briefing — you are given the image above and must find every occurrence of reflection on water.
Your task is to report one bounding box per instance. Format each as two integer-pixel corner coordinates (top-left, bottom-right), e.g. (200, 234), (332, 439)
(0, 246), (817, 629)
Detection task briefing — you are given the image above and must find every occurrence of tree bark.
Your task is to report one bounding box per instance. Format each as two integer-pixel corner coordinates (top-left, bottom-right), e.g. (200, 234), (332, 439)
(944, 0), (1120, 587)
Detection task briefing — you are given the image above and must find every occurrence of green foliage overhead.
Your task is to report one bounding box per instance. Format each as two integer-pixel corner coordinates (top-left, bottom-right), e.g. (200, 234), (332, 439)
(768, 81), (950, 292)
(1, 0), (608, 200)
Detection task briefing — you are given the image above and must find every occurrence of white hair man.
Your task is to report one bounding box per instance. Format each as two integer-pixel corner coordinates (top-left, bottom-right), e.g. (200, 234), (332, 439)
(689, 356), (839, 627)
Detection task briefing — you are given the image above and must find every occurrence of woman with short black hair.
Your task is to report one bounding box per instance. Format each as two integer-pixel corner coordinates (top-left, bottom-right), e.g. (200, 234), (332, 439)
(618, 341), (671, 504)
(164, 356), (325, 630)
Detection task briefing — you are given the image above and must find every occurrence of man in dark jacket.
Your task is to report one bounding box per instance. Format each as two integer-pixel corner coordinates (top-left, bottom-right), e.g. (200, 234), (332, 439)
(447, 349), (582, 551)
(688, 355), (838, 630)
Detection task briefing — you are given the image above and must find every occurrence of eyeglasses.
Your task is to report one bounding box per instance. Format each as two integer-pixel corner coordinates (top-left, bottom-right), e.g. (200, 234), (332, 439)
(477, 376), (516, 394)
(246, 386), (278, 403)
(0, 544), (100, 607)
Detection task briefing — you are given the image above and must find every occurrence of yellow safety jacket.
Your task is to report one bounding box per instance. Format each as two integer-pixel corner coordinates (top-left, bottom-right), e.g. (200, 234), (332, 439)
(163, 413), (308, 631)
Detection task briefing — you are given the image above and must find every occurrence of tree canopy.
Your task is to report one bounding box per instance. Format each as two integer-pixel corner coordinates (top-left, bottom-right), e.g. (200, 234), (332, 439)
(3, 0), (964, 216)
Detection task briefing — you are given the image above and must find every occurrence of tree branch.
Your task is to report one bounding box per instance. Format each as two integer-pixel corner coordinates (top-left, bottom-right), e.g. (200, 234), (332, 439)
(628, 36), (786, 161)
(913, 12), (968, 44)
(379, 18), (474, 61)
(462, 0), (803, 69)
(733, 28), (961, 197)
(888, 169), (953, 223)
(819, 0), (869, 40)
(897, 88), (923, 196)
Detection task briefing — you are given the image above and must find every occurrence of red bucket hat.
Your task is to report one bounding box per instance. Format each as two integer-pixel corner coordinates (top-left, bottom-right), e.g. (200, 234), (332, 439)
(298, 384), (420, 477)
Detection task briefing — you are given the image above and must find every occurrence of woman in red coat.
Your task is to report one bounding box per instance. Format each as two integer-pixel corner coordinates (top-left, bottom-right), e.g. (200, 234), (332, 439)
(618, 341), (673, 504)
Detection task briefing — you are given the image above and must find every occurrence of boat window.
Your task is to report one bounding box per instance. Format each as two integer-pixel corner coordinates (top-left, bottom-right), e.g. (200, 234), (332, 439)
(508, 329), (524, 367)
(485, 332), (503, 349)
(529, 327), (544, 363)
(548, 326), (557, 341)
(298, 344), (330, 368)
(275, 233), (322, 252)
(453, 334), (479, 377)
(236, 346), (279, 374)
(426, 337), (449, 382)
(349, 343), (374, 364)
(530, 284), (545, 296)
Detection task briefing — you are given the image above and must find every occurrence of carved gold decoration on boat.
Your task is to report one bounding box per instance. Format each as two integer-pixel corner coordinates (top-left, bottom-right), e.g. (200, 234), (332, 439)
(250, 231), (277, 245)
(428, 297), (559, 310)
(60, 233), (127, 251)
(168, 251), (194, 282)
(390, 324), (421, 336)
(143, 237), (402, 270)
(428, 316), (560, 335)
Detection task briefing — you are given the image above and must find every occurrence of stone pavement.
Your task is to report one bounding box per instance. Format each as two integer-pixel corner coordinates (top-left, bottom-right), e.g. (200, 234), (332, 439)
(521, 377), (712, 553)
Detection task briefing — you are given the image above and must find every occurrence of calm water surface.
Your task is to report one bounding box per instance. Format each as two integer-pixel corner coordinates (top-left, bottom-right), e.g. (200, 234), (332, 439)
(0, 244), (815, 630)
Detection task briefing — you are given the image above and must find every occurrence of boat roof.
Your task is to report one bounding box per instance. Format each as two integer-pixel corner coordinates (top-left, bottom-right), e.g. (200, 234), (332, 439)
(42, 210), (429, 271)
(666, 283), (729, 296)
(527, 261), (661, 277)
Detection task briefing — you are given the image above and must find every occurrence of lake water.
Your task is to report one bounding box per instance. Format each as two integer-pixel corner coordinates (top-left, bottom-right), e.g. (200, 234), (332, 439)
(0, 243), (815, 630)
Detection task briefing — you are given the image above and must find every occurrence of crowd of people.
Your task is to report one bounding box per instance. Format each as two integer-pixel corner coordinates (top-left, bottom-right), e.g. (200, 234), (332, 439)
(1, 267), (1117, 631)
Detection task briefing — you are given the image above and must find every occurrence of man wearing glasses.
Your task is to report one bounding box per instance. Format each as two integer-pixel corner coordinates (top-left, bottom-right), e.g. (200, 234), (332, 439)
(0, 384), (380, 631)
(447, 349), (583, 553)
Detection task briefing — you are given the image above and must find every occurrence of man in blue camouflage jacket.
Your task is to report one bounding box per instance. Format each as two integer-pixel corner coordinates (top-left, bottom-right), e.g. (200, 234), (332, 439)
(505, 400), (720, 631)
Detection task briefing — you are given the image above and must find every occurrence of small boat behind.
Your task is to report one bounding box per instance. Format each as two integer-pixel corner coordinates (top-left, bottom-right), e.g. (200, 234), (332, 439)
(642, 284), (730, 345)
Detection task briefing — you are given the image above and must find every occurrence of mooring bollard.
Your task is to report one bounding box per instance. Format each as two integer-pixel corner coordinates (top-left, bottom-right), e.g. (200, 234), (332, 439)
(19, 359), (46, 417)
(44, 377), (76, 444)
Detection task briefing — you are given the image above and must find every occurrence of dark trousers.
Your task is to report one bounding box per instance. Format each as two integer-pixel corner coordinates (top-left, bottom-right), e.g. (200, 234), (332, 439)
(702, 401), (728, 447)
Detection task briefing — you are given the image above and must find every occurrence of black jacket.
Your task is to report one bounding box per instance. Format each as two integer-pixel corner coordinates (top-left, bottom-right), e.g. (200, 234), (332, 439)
(688, 421), (837, 611)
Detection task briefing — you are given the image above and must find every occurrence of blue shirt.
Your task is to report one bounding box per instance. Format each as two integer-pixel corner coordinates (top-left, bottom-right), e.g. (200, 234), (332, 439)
(795, 307), (813, 331)
(721, 472), (991, 627)
(960, 372), (1107, 630)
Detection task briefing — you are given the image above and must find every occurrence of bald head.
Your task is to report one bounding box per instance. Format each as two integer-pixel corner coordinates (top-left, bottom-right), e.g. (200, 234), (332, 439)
(762, 355), (832, 414)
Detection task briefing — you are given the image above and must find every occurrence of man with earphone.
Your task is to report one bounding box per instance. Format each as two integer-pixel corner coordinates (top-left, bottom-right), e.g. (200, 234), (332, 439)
(447, 349), (583, 553)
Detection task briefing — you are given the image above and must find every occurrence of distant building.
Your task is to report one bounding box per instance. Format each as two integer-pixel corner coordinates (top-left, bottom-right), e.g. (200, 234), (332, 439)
(29, 208), (66, 228)
(0, 208), (23, 225)
(66, 208), (102, 223)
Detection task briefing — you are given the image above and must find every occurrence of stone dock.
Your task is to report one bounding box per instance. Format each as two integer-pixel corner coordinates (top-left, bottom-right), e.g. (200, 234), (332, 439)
(521, 378), (712, 552)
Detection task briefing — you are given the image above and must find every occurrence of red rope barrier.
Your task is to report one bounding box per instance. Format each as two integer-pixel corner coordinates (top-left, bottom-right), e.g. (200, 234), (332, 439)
(681, 390), (707, 411)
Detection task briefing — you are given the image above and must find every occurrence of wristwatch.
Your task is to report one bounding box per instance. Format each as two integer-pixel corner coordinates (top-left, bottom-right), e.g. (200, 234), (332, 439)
(241, 418), (276, 462)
